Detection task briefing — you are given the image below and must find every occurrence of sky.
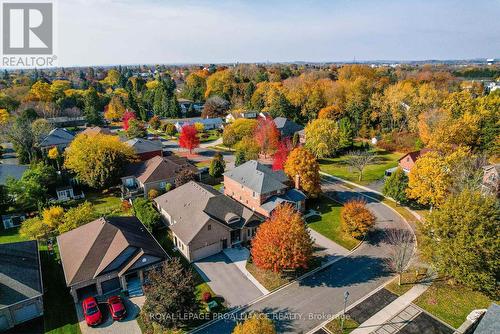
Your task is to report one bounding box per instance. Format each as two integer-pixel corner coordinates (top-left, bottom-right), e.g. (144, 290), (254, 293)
(56, 0), (500, 66)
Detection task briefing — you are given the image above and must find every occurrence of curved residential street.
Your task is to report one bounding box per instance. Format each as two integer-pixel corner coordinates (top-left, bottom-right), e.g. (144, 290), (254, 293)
(193, 176), (416, 334)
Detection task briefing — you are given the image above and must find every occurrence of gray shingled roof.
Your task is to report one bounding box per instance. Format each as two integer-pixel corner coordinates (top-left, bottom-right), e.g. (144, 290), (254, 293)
(0, 164), (28, 185)
(57, 216), (168, 286)
(125, 138), (163, 154)
(260, 188), (307, 213)
(39, 128), (75, 148)
(273, 117), (303, 137)
(223, 160), (289, 194)
(474, 303), (499, 334)
(154, 181), (262, 244)
(0, 240), (42, 308)
(123, 155), (198, 184)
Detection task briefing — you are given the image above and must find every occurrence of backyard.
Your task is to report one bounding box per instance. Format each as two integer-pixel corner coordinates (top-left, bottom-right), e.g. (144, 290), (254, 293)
(306, 196), (360, 250)
(319, 149), (402, 185)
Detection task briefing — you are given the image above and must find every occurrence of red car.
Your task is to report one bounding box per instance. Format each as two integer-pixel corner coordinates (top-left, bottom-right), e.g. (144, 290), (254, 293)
(82, 297), (102, 326)
(107, 296), (127, 321)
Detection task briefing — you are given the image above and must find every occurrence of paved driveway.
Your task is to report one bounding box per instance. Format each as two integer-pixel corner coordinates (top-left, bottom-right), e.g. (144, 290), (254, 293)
(193, 177), (416, 334)
(76, 296), (144, 334)
(194, 252), (264, 307)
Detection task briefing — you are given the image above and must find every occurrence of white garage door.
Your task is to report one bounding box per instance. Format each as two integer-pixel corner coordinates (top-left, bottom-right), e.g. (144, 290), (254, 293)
(13, 303), (38, 324)
(191, 242), (221, 261)
(0, 315), (9, 331)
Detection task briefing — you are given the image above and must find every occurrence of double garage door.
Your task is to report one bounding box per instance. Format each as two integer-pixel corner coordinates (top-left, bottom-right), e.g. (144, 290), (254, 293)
(191, 242), (222, 261)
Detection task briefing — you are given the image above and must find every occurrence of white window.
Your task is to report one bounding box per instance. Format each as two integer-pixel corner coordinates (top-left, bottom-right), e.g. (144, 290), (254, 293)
(126, 178), (135, 187)
(160, 181), (166, 189)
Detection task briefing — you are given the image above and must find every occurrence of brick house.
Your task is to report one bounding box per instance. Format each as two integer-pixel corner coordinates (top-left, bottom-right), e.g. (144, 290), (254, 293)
(223, 160), (306, 217)
(397, 148), (432, 173)
(154, 181), (263, 261)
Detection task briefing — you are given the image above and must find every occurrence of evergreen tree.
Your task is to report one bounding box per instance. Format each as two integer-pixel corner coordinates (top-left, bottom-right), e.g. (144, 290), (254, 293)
(83, 88), (103, 125)
(382, 168), (409, 203)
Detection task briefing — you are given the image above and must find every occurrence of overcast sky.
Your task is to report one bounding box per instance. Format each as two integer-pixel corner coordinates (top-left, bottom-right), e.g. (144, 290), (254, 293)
(57, 0), (500, 66)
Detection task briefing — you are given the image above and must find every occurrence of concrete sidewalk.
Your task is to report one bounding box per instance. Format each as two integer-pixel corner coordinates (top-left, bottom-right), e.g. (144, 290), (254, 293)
(308, 228), (350, 258)
(350, 280), (432, 334)
(223, 248), (269, 295)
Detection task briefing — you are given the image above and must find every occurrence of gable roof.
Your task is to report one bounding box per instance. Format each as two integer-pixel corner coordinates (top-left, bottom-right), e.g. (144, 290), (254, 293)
(474, 303), (499, 334)
(39, 128), (75, 147)
(0, 240), (43, 308)
(123, 155), (198, 184)
(398, 148), (432, 163)
(154, 181), (262, 244)
(57, 216), (167, 286)
(223, 160), (289, 194)
(80, 126), (112, 136)
(0, 164), (28, 185)
(125, 138), (163, 154)
(273, 117), (303, 137)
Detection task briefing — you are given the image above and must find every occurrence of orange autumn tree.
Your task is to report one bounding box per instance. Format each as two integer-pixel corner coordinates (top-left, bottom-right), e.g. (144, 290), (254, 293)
(251, 204), (313, 272)
(341, 199), (376, 239)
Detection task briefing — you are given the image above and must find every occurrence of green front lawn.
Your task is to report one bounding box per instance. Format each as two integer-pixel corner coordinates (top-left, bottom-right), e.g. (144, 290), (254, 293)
(61, 191), (125, 217)
(0, 226), (27, 244)
(319, 149), (402, 185)
(306, 196), (359, 250)
(325, 316), (359, 334)
(414, 280), (493, 329)
(198, 130), (221, 143)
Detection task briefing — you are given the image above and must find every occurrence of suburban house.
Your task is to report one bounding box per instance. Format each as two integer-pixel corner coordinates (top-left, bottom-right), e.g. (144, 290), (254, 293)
(38, 128), (75, 153)
(225, 110), (258, 123)
(80, 126), (113, 136)
(223, 160), (306, 217)
(178, 98), (204, 115)
(396, 148), (432, 173)
(173, 117), (224, 131)
(472, 303), (499, 334)
(154, 181), (263, 262)
(481, 164), (499, 197)
(0, 164), (28, 185)
(54, 185), (85, 202)
(57, 216), (169, 302)
(121, 155), (199, 199)
(0, 241), (43, 331)
(1, 214), (26, 229)
(125, 138), (163, 161)
(273, 117), (304, 138)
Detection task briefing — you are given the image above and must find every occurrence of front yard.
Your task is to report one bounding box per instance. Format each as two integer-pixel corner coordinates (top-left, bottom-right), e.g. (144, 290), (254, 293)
(319, 149), (402, 185)
(306, 196), (359, 250)
(414, 280), (493, 329)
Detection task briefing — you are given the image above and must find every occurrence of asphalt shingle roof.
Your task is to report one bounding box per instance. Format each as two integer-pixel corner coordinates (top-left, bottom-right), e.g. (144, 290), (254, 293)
(273, 117), (304, 137)
(0, 164), (28, 185)
(223, 160), (289, 194)
(0, 240), (42, 307)
(123, 155), (198, 184)
(125, 138), (163, 154)
(39, 128), (75, 148)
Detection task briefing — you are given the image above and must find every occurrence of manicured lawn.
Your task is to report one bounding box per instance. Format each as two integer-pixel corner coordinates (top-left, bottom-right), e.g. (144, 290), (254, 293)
(319, 149), (402, 185)
(385, 266), (429, 296)
(195, 160), (211, 168)
(40, 244), (81, 334)
(306, 196), (359, 250)
(414, 280), (492, 329)
(62, 191), (125, 217)
(0, 226), (28, 244)
(198, 130), (221, 143)
(325, 316), (359, 334)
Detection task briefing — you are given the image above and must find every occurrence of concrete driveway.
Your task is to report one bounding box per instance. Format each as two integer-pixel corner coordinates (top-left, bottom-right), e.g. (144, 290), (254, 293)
(194, 252), (264, 307)
(76, 296), (144, 334)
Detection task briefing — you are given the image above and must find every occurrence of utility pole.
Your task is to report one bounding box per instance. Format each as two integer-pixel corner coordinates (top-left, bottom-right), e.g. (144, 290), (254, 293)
(341, 290), (350, 332)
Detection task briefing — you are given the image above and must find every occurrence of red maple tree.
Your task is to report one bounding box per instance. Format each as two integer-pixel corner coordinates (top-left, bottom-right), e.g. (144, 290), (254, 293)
(251, 203), (313, 272)
(272, 138), (293, 171)
(254, 118), (280, 157)
(122, 110), (136, 130)
(179, 124), (200, 154)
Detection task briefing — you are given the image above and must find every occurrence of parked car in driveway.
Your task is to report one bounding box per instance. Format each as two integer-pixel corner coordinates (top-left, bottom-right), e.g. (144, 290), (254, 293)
(107, 296), (127, 321)
(82, 297), (102, 326)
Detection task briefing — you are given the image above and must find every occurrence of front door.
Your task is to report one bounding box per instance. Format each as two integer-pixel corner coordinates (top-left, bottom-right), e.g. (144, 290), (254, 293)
(222, 239), (228, 249)
(230, 230), (241, 245)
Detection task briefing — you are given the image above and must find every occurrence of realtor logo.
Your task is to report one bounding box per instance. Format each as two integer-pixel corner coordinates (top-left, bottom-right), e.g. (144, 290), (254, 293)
(2, 2), (53, 55)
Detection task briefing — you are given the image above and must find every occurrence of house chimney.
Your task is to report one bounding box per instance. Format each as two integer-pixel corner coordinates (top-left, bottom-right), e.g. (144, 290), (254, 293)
(294, 174), (301, 190)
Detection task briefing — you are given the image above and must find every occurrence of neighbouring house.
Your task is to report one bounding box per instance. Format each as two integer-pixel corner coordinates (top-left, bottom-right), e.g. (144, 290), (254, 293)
(472, 303), (499, 334)
(38, 128), (75, 153)
(178, 98), (204, 115)
(173, 117), (223, 131)
(121, 155), (199, 199)
(1, 213), (26, 229)
(225, 110), (258, 123)
(57, 216), (169, 302)
(125, 138), (163, 161)
(297, 129), (306, 145)
(273, 117), (304, 139)
(223, 160), (306, 217)
(0, 164), (28, 185)
(0, 241), (43, 331)
(154, 181), (264, 262)
(481, 164), (499, 197)
(80, 126), (113, 136)
(396, 148), (432, 173)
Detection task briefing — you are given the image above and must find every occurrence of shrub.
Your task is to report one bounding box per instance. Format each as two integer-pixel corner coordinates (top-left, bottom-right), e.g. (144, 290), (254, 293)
(163, 123), (177, 136)
(122, 200), (132, 212)
(148, 188), (160, 199)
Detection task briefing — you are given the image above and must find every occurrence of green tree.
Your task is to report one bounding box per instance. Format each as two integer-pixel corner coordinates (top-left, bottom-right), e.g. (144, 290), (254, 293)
(304, 119), (340, 158)
(338, 117), (354, 149)
(126, 119), (147, 138)
(423, 190), (499, 297)
(84, 87), (103, 125)
(133, 197), (161, 232)
(143, 259), (198, 329)
(382, 168), (409, 203)
(58, 202), (97, 234)
(209, 152), (226, 178)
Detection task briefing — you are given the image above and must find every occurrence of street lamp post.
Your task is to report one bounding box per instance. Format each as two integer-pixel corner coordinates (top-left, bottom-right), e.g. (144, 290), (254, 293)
(341, 290), (349, 332)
